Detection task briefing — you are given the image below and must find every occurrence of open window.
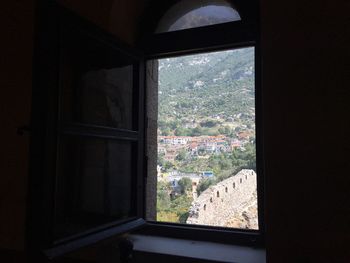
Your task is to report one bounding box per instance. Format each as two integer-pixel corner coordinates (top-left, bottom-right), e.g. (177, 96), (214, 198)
(140, 0), (263, 245)
(28, 3), (146, 260)
(28, 0), (263, 261)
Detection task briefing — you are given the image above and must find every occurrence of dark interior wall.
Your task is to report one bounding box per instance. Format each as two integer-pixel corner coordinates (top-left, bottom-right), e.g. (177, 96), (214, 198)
(261, 0), (350, 262)
(0, 0), (36, 251)
(58, 0), (144, 45)
(0, 0), (143, 254)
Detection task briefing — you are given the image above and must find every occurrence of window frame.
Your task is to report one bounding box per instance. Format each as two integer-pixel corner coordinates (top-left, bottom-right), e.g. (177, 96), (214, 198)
(154, 0), (242, 33)
(28, 1), (264, 260)
(27, 3), (147, 260)
(138, 0), (265, 247)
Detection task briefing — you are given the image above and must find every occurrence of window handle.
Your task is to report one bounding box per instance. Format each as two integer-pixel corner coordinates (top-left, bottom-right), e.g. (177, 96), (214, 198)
(119, 238), (134, 263)
(17, 125), (31, 136)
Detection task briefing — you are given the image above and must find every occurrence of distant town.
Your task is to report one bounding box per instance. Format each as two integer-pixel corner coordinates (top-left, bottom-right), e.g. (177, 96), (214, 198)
(157, 132), (254, 197)
(159, 132), (252, 161)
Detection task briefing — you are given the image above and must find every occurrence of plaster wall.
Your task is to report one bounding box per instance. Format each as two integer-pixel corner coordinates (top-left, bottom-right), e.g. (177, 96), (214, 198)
(0, 0), (35, 250)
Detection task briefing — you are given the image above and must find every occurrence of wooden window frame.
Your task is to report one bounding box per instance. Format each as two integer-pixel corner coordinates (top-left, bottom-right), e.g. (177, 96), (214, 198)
(28, 3), (146, 260)
(138, 0), (265, 247)
(27, 1), (265, 261)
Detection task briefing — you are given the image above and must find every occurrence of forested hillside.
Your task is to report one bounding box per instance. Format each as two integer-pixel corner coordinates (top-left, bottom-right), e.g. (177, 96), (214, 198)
(158, 47), (255, 135)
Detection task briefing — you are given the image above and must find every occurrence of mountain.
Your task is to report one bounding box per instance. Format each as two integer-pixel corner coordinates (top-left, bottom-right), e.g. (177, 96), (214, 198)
(158, 47), (255, 127)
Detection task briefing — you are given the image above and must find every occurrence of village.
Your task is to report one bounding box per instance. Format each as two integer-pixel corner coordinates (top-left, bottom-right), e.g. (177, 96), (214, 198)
(157, 131), (254, 200)
(158, 133), (250, 161)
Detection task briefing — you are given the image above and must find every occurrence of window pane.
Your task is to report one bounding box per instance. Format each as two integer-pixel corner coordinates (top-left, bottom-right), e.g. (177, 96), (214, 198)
(60, 29), (134, 130)
(147, 48), (258, 230)
(54, 136), (135, 240)
(156, 2), (241, 33)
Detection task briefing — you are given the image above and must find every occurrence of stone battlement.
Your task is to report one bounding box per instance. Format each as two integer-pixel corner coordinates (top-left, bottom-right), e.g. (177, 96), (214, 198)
(186, 169), (257, 227)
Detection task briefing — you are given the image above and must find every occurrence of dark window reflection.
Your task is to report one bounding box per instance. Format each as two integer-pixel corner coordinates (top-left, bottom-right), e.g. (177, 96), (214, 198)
(60, 29), (135, 129)
(54, 136), (135, 240)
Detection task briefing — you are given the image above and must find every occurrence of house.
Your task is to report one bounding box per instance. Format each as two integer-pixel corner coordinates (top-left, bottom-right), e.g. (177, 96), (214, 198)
(202, 171), (214, 178)
(230, 139), (242, 150)
(159, 136), (191, 145)
(237, 130), (251, 140)
(188, 142), (198, 155)
(204, 141), (217, 153)
(157, 145), (167, 155)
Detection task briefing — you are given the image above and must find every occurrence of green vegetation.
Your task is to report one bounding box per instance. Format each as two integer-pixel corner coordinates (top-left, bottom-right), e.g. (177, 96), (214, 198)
(177, 177), (192, 194)
(196, 143), (256, 194)
(156, 143), (256, 223)
(157, 181), (193, 223)
(156, 48), (256, 224)
(158, 48), (255, 136)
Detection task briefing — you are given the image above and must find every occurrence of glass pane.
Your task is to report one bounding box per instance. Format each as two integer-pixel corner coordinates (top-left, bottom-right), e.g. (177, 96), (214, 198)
(147, 47), (258, 230)
(54, 136), (135, 240)
(60, 29), (134, 129)
(156, 2), (241, 33)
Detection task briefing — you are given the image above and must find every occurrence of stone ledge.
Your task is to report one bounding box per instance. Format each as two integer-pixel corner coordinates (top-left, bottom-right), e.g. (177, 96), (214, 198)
(130, 234), (266, 263)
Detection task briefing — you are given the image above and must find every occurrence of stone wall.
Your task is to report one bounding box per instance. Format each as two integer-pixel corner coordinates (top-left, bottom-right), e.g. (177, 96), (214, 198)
(145, 60), (158, 220)
(186, 169), (257, 228)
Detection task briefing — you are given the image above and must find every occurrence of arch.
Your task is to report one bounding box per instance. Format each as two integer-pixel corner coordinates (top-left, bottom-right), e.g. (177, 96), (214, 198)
(210, 197), (213, 203)
(204, 204), (207, 211)
(225, 187), (228, 193)
(156, 0), (241, 33)
(233, 182), (235, 188)
(240, 178), (242, 184)
(217, 191), (220, 197)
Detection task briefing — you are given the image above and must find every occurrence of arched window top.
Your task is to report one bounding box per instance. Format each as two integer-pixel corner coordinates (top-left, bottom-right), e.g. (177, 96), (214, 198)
(156, 0), (241, 33)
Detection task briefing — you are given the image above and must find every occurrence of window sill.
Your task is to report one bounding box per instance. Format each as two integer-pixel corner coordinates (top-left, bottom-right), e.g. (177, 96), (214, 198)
(129, 234), (266, 263)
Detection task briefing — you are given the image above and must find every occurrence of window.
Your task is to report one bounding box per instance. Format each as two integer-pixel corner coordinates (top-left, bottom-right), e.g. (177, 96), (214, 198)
(29, 0), (263, 259)
(29, 4), (145, 258)
(142, 0), (263, 246)
(156, 0), (241, 33)
(150, 47), (257, 230)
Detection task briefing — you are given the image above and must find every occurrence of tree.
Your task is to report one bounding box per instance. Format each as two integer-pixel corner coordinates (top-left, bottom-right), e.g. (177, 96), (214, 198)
(197, 178), (216, 196)
(175, 127), (190, 136)
(219, 158), (232, 170)
(157, 181), (171, 212)
(162, 127), (171, 136)
(175, 149), (188, 161)
(191, 126), (203, 136)
(164, 161), (174, 171)
(200, 120), (218, 128)
(157, 154), (166, 167)
(224, 126), (231, 134)
(177, 177), (192, 194)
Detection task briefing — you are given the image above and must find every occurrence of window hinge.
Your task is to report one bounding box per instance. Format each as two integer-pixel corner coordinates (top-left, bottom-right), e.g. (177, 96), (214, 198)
(17, 125), (31, 136)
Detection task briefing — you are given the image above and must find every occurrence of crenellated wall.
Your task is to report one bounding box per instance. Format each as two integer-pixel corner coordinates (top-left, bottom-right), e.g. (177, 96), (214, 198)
(186, 169), (257, 228)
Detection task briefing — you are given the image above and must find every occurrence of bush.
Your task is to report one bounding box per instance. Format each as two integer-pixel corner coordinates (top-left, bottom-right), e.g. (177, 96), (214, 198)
(177, 177), (192, 194)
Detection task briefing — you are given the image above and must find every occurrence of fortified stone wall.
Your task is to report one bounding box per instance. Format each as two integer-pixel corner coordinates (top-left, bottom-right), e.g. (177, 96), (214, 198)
(186, 169), (257, 227)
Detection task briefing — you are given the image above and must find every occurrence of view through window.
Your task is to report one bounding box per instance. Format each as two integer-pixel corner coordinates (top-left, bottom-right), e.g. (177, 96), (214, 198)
(154, 47), (258, 229)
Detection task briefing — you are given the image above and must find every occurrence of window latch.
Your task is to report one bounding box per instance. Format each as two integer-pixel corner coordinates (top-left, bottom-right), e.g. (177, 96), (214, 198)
(119, 238), (134, 263)
(17, 125), (31, 136)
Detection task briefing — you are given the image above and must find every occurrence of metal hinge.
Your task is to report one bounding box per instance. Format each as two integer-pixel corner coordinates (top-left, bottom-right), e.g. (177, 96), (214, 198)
(17, 125), (31, 136)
